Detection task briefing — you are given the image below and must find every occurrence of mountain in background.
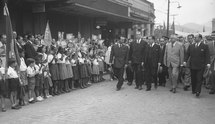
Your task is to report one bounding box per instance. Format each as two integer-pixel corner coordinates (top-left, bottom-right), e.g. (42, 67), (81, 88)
(175, 22), (212, 33)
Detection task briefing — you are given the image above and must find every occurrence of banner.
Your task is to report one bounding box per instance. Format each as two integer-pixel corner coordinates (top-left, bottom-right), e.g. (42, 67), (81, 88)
(4, 3), (20, 71)
(43, 21), (52, 46)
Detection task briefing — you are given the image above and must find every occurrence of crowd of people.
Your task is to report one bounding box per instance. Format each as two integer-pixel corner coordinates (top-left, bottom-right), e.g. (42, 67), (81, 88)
(0, 32), (107, 112)
(0, 30), (215, 113)
(109, 32), (215, 98)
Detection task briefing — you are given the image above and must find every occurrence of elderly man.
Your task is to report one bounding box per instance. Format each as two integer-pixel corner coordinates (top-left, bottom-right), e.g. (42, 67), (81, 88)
(110, 36), (129, 91)
(164, 34), (184, 93)
(184, 34), (210, 97)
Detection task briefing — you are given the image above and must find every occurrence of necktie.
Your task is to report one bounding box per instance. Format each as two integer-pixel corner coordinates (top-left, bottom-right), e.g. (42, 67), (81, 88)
(171, 43), (174, 48)
(195, 43), (198, 48)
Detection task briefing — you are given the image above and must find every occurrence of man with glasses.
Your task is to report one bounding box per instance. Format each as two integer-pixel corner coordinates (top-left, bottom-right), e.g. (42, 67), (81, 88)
(184, 34), (210, 97)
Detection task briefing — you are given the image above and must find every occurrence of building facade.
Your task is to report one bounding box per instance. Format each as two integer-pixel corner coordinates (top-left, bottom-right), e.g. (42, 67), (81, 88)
(0, 0), (155, 40)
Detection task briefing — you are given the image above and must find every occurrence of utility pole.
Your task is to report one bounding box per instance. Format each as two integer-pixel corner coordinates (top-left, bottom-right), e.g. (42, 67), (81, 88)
(166, 0), (170, 37)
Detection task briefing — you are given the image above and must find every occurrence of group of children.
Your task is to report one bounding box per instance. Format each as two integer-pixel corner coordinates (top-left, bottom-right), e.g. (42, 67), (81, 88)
(0, 37), (107, 112)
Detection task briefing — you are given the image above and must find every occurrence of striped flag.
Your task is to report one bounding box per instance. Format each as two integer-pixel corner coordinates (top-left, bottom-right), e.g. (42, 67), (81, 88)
(4, 3), (20, 71)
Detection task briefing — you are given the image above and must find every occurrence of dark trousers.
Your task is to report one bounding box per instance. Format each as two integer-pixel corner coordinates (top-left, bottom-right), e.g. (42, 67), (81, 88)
(191, 69), (204, 93)
(113, 67), (125, 89)
(126, 65), (134, 83)
(158, 65), (168, 86)
(209, 71), (215, 91)
(145, 67), (158, 89)
(133, 64), (143, 87)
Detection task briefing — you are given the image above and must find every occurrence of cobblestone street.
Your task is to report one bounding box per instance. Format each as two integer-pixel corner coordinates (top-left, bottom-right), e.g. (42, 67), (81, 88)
(0, 79), (215, 124)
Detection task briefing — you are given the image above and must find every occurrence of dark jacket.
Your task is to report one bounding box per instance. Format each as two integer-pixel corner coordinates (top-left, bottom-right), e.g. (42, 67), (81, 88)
(24, 41), (37, 59)
(145, 43), (162, 69)
(129, 39), (147, 64)
(110, 43), (129, 68)
(186, 42), (210, 70)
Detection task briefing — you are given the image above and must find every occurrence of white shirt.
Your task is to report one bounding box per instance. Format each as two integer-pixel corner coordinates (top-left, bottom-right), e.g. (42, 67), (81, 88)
(151, 43), (155, 47)
(93, 59), (99, 65)
(20, 57), (27, 71)
(48, 54), (55, 64)
(57, 53), (66, 63)
(27, 66), (36, 77)
(79, 58), (85, 64)
(7, 66), (19, 79)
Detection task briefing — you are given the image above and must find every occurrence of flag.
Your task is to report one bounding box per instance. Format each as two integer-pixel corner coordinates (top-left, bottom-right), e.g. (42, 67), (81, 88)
(171, 21), (175, 34)
(4, 3), (20, 71)
(163, 21), (166, 30)
(203, 26), (205, 32)
(43, 21), (52, 46)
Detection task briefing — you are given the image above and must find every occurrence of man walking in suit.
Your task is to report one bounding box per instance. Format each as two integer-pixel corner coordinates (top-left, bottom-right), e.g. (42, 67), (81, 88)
(164, 34), (184, 93)
(110, 36), (129, 91)
(206, 36), (215, 94)
(128, 32), (147, 90)
(184, 34), (210, 97)
(182, 34), (194, 91)
(145, 36), (161, 91)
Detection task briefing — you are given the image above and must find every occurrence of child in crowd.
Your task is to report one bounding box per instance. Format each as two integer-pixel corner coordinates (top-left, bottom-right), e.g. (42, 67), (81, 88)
(71, 53), (80, 89)
(0, 59), (6, 112)
(92, 55), (100, 83)
(56, 47), (68, 93)
(65, 51), (74, 91)
(27, 58), (38, 103)
(48, 46), (59, 95)
(19, 50), (28, 106)
(7, 59), (21, 109)
(98, 51), (105, 82)
(35, 54), (44, 101)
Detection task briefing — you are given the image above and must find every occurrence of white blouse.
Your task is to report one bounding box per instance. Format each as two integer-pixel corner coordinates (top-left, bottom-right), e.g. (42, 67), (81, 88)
(20, 58), (27, 71)
(7, 66), (19, 79)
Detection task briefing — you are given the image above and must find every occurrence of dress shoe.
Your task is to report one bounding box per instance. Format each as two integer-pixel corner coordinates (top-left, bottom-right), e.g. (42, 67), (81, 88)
(154, 84), (157, 89)
(183, 86), (188, 91)
(192, 91), (196, 94)
(1, 108), (6, 112)
(170, 88), (173, 92)
(146, 88), (151, 91)
(135, 86), (139, 89)
(172, 88), (176, 93)
(127, 82), (132, 86)
(116, 88), (121, 91)
(196, 92), (200, 97)
(209, 90), (215, 94)
(138, 86), (143, 90)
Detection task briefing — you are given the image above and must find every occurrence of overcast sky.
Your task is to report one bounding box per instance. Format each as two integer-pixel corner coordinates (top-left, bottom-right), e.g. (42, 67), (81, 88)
(148, 0), (215, 26)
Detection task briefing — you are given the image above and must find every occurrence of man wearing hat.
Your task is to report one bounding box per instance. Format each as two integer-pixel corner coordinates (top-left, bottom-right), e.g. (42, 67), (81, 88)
(110, 36), (129, 91)
(128, 31), (147, 90)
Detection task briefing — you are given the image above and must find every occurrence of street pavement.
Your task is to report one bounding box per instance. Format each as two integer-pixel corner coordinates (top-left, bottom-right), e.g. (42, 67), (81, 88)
(0, 78), (215, 124)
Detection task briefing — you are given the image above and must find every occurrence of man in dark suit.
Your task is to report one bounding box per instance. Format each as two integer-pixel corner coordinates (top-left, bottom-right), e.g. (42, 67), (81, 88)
(145, 36), (161, 91)
(158, 36), (168, 87)
(24, 35), (37, 61)
(110, 36), (129, 91)
(128, 32), (147, 90)
(184, 34), (210, 97)
(207, 36), (215, 94)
